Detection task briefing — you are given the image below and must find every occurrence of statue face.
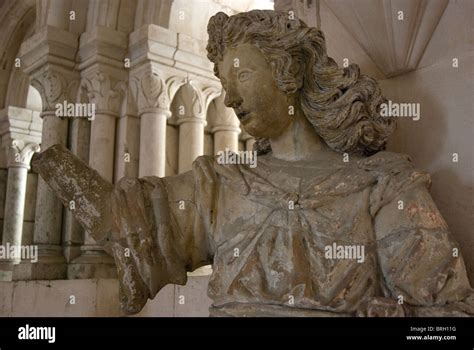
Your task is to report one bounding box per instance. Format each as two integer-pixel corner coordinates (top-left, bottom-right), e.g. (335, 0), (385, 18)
(218, 43), (294, 139)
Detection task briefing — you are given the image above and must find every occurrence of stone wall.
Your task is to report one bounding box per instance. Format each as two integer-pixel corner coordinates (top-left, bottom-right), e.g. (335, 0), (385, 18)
(379, 0), (474, 281)
(0, 276), (211, 317)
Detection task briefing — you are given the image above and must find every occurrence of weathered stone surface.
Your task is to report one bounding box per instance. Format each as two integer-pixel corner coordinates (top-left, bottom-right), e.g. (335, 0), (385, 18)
(32, 10), (473, 317)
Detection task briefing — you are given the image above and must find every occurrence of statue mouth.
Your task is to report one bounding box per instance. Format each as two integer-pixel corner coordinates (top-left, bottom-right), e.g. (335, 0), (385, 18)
(237, 111), (251, 122)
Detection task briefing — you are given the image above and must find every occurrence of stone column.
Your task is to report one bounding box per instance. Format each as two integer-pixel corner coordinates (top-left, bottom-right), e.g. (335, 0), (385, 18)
(33, 109), (69, 256)
(67, 71), (125, 278)
(89, 111), (117, 181)
(114, 89), (140, 181)
(0, 141), (39, 281)
(80, 72), (125, 183)
(177, 116), (206, 173)
(174, 84), (207, 173)
(209, 93), (241, 154)
(62, 115), (90, 263)
(213, 125), (241, 154)
(130, 67), (177, 178)
(27, 69), (77, 280)
(139, 108), (171, 177)
(18, 19), (81, 279)
(70, 13), (130, 277)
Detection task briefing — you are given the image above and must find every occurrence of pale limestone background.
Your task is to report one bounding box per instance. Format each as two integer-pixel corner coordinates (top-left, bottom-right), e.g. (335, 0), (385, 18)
(380, 3), (474, 279)
(0, 276), (211, 317)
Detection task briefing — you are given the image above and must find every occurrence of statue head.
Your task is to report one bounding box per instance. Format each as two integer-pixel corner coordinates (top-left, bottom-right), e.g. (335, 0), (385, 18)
(206, 10), (395, 156)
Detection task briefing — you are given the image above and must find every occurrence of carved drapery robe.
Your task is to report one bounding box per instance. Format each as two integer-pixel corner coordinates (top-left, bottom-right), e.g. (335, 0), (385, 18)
(99, 151), (473, 316)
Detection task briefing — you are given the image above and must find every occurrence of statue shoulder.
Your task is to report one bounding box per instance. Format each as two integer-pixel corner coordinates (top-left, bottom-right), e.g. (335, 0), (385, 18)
(193, 155), (217, 172)
(357, 151), (414, 173)
(193, 154), (245, 185)
(193, 154), (255, 195)
(357, 151), (433, 215)
(357, 151), (431, 184)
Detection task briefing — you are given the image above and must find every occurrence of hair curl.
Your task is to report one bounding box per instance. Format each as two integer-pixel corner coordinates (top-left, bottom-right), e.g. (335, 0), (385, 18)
(207, 10), (395, 156)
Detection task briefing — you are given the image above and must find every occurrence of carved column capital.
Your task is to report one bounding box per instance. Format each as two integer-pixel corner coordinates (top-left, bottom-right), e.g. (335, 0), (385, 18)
(19, 24), (81, 113)
(211, 125), (241, 134)
(30, 67), (80, 112)
(80, 71), (127, 115)
(6, 139), (40, 169)
(134, 70), (169, 110)
(174, 82), (205, 120)
(188, 80), (222, 116)
(130, 65), (186, 112)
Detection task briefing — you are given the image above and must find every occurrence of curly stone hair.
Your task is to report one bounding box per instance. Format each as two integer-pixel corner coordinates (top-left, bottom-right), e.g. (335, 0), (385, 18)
(206, 10), (395, 156)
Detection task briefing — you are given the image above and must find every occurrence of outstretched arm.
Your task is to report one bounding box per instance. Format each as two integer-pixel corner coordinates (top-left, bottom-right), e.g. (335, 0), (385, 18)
(33, 144), (216, 314)
(32, 144), (114, 246)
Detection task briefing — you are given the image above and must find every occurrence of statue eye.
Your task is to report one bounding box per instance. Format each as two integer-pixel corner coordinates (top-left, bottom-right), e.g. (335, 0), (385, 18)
(238, 70), (252, 82)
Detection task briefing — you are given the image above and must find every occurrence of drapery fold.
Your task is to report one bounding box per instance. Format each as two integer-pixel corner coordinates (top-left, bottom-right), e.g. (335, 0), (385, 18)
(94, 152), (474, 315)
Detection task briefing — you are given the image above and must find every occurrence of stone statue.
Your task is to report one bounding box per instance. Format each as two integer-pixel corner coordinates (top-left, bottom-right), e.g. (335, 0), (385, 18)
(33, 10), (473, 317)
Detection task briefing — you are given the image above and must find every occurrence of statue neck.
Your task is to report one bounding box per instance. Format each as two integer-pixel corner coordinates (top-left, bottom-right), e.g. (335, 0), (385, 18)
(269, 108), (337, 162)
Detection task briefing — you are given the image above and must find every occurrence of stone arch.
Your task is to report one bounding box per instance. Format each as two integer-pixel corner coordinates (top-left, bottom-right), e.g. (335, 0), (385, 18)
(5, 14), (36, 110)
(0, 0), (36, 109)
(86, 0), (137, 34)
(134, 0), (172, 30)
(172, 82), (203, 120)
(35, 0), (88, 34)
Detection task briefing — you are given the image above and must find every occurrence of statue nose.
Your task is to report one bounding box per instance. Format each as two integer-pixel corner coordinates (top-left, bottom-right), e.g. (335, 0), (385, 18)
(224, 92), (243, 109)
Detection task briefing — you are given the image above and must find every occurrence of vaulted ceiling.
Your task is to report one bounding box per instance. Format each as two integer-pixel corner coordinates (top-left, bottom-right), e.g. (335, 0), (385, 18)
(325, 0), (448, 77)
(276, 0), (450, 78)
